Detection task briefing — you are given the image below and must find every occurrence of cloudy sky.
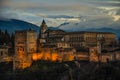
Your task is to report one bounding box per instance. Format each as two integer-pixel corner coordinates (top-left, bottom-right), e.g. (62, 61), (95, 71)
(0, 0), (120, 29)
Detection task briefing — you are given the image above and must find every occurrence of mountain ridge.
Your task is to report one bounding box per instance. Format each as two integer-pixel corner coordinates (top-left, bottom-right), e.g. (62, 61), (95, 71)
(0, 19), (119, 39)
(0, 19), (40, 34)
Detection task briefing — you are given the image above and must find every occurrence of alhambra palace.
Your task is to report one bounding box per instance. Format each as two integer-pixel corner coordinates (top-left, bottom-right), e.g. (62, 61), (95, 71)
(0, 20), (120, 70)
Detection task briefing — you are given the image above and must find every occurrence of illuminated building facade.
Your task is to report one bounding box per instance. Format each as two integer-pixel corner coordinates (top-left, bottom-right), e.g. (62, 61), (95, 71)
(38, 20), (67, 50)
(15, 30), (37, 55)
(14, 29), (37, 70)
(45, 29), (66, 45)
(13, 20), (118, 70)
(64, 31), (116, 49)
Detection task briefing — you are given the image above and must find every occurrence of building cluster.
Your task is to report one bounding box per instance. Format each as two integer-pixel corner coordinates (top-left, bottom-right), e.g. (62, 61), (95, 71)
(0, 45), (13, 63)
(0, 20), (119, 70)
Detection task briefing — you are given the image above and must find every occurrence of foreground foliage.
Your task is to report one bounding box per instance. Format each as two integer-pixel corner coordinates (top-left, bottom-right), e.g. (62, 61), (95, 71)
(0, 60), (120, 80)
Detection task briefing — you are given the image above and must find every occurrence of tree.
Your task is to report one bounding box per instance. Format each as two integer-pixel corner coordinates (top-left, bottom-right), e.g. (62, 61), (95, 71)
(4, 30), (10, 44)
(119, 38), (120, 48)
(38, 28), (41, 39)
(10, 33), (15, 47)
(0, 29), (5, 45)
(0, 29), (2, 34)
(0, 29), (2, 45)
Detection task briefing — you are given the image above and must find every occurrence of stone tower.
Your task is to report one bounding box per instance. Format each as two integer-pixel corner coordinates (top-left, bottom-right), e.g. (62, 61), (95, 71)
(15, 30), (37, 55)
(39, 19), (48, 43)
(14, 30), (37, 70)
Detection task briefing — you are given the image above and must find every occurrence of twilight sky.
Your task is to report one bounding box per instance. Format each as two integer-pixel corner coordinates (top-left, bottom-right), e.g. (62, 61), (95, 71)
(0, 0), (120, 29)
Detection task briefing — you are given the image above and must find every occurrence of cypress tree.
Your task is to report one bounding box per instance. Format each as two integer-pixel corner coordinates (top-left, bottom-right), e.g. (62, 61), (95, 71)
(0, 29), (5, 45)
(119, 38), (120, 48)
(4, 29), (10, 45)
(10, 32), (15, 47)
(0, 29), (2, 45)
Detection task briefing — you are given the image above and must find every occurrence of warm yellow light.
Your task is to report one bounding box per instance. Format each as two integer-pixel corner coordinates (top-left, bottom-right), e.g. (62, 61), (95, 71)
(51, 53), (58, 61)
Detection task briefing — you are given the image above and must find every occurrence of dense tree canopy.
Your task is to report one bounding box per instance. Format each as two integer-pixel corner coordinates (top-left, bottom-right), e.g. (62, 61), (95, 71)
(0, 29), (14, 46)
(0, 61), (120, 80)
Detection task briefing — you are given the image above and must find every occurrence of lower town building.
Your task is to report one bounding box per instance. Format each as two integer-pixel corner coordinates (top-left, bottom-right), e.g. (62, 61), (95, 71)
(0, 45), (9, 62)
(0, 45), (8, 57)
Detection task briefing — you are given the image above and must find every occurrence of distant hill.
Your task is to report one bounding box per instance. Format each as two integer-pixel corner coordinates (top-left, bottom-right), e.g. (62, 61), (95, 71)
(0, 19), (40, 34)
(0, 19), (60, 34)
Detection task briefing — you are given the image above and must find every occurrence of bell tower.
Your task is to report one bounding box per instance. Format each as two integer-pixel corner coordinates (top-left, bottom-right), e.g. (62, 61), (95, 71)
(39, 19), (48, 43)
